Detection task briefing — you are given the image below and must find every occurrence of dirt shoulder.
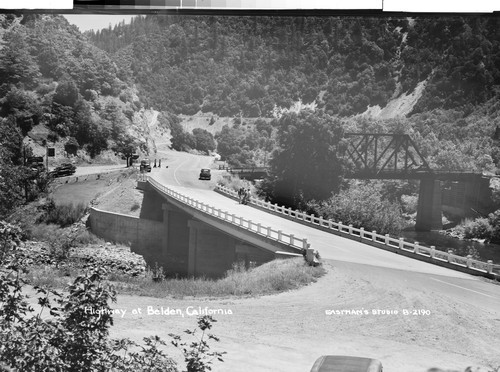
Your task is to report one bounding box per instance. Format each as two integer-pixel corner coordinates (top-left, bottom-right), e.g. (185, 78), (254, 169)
(46, 155), (500, 371)
(109, 261), (500, 372)
(49, 168), (143, 217)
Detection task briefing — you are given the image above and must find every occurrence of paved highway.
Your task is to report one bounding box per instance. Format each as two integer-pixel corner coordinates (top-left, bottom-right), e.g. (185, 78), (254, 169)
(108, 149), (500, 370)
(151, 150), (500, 314)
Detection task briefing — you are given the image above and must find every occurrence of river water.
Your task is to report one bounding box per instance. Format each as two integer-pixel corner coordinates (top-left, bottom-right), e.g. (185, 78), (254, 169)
(402, 230), (500, 264)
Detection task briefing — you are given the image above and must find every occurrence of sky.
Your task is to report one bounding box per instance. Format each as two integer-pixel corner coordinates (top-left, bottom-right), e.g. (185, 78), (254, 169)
(2, 0), (499, 13)
(3, 1), (500, 32)
(63, 14), (136, 32)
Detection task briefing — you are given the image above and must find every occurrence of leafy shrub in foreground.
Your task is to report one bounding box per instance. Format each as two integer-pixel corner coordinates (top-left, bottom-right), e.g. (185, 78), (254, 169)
(0, 220), (225, 372)
(170, 316), (226, 372)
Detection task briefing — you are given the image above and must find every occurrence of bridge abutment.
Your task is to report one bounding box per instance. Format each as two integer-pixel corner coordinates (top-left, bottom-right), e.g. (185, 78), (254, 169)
(416, 178), (442, 231)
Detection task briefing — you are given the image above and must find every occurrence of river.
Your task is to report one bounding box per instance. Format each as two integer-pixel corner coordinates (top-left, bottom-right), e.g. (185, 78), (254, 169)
(402, 229), (500, 264)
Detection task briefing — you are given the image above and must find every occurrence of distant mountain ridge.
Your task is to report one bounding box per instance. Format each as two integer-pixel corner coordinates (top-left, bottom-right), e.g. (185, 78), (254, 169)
(86, 15), (500, 119)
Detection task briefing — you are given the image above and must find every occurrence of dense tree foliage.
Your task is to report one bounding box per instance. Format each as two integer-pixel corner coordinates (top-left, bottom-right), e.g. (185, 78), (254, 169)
(0, 120), (47, 218)
(215, 121), (273, 167)
(401, 17), (500, 115)
(192, 128), (216, 154)
(3, 12), (500, 234)
(87, 16), (500, 119)
(0, 14), (162, 217)
(261, 111), (348, 207)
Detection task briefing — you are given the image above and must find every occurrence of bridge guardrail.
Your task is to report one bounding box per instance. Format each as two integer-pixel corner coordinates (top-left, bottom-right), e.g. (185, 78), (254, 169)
(216, 184), (499, 277)
(147, 178), (308, 254)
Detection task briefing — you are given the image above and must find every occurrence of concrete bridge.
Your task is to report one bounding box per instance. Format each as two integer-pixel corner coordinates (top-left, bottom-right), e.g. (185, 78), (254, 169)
(84, 152), (500, 370)
(88, 173), (499, 280)
(88, 177), (309, 278)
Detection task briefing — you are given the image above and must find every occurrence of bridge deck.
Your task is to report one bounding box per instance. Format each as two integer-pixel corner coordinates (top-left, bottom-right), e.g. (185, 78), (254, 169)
(152, 179), (475, 279)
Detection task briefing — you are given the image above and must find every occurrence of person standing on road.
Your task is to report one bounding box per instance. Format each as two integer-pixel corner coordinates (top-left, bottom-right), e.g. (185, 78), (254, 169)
(245, 188), (251, 205)
(238, 187), (244, 203)
(241, 188), (250, 205)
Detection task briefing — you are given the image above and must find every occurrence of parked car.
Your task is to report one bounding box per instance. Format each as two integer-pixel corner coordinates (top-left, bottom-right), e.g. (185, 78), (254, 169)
(49, 163), (76, 178)
(199, 168), (211, 180)
(140, 159), (152, 173)
(310, 356), (383, 372)
(25, 156), (45, 172)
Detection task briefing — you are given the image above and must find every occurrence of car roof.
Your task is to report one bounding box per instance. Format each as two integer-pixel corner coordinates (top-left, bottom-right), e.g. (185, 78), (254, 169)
(201, 168), (211, 172)
(310, 356), (382, 372)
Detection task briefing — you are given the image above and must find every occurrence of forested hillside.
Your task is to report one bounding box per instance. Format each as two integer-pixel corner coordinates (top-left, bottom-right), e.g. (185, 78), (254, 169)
(3, 12), (500, 238)
(87, 13), (500, 239)
(0, 14), (175, 218)
(87, 15), (500, 118)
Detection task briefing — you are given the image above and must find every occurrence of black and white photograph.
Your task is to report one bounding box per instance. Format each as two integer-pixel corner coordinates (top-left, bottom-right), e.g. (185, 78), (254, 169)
(1, 3), (500, 371)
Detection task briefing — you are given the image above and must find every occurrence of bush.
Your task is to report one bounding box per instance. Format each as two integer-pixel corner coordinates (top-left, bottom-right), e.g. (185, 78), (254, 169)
(454, 218), (493, 239)
(401, 194), (418, 215)
(216, 174), (255, 195)
(42, 200), (88, 227)
(307, 182), (408, 236)
(461, 218), (493, 240)
(451, 217), (494, 241)
(0, 220), (225, 372)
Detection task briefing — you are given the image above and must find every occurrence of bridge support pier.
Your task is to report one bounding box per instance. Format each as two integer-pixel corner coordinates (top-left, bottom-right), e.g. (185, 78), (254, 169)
(416, 178), (442, 231)
(187, 220), (271, 277)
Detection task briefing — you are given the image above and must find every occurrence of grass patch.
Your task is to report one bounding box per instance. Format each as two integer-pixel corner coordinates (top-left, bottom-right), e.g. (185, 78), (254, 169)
(29, 223), (102, 246)
(44, 200), (88, 227)
(108, 258), (326, 298)
(28, 256), (325, 299)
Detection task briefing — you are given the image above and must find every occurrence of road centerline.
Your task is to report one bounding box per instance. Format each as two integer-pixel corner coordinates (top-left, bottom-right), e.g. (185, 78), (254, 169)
(429, 277), (499, 298)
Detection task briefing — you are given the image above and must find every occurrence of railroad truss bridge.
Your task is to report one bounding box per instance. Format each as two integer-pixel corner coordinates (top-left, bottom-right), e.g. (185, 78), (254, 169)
(229, 133), (495, 231)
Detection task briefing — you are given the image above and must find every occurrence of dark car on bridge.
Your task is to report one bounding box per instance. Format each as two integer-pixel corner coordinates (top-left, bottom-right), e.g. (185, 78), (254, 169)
(199, 168), (211, 180)
(310, 356), (383, 372)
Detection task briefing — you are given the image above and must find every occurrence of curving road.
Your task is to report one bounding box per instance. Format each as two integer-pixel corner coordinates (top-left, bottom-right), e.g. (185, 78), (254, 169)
(135, 149), (500, 370)
(150, 150), (500, 314)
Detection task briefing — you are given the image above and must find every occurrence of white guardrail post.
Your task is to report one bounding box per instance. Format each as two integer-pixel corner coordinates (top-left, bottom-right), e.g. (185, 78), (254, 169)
(206, 183), (500, 276)
(447, 250), (453, 263)
(487, 260), (493, 274)
(466, 255), (472, 268)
